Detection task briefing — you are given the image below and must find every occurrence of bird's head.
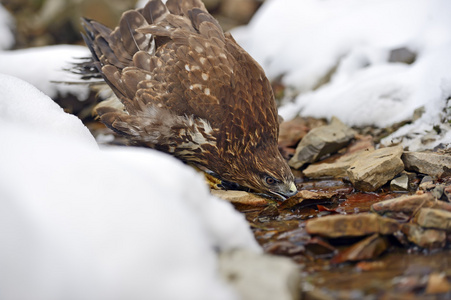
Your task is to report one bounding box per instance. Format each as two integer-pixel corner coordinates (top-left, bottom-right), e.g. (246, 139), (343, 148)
(223, 144), (298, 201)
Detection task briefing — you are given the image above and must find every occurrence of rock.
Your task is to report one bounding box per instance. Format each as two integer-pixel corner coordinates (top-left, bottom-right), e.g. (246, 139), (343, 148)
(402, 152), (451, 179)
(371, 193), (451, 219)
(303, 150), (362, 178)
(390, 173), (409, 191)
(278, 116), (310, 148)
(401, 224), (446, 249)
(218, 249), (301, 300)
(305, 213), (400, 238)
(425, 273), (451, 294)
(278, 189), (338, 210)
(445, 185), (451, 202)
(302, 135), (374, 178)
(345, 135), (375, 155)
(414, 208), (451, 231)
(347, 146), (404, 192)
(419, 176), (435, 190)
(289, 117), (356, 169)
(388, 47), (417, 64)
(211, 190), (269, 208)
(257, 203), (280, 221)
(431, 184), (446, 200)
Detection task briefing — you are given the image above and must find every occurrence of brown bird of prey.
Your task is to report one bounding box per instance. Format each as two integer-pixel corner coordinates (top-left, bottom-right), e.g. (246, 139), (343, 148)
(81, 0), (297, 200)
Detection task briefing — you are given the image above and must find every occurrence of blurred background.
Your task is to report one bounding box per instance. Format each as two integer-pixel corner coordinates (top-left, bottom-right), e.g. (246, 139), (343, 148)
(1, 0), (262, 49)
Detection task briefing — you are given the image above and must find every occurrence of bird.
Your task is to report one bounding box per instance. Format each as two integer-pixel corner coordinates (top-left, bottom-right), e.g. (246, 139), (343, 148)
(80, 0), (297, 200)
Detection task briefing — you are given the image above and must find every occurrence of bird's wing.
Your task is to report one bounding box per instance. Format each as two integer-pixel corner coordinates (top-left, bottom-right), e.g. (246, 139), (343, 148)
(82, 0), (278, 147)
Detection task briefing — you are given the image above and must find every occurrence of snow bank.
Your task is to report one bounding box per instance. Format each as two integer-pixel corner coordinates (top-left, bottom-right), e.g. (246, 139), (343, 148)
(0, 45), (92, 100)
(0, 73), (96, 147)
(234, 0), (451, 149)
(0, 4), (14, 50)
(0, 75), (260, 300)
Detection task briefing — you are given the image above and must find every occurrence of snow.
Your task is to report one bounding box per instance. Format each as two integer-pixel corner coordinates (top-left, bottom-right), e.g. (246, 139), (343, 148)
(0, 45), (92, 100)
(0, 4), (14, 50)
(0, 75), (260, 300)
(233, 0), (451, 149)
(0, 73), (97, 147)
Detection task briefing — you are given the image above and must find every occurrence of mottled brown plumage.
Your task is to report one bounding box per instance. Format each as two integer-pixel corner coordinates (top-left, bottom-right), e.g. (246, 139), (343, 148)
(82, 0), (297, 200)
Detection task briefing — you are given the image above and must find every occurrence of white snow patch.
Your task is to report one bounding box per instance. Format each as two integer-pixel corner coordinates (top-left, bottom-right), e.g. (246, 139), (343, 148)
(0, 45), (92, 100)
(0, 4), (15, 50)
(0, 75), (260, 299)
(233, 0), (451, 149)
(136, 0), (167, 8)
(0, 73), (96, 147)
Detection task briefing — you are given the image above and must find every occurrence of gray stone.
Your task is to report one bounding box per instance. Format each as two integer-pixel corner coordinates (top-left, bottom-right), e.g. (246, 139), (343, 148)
(219, 249), (301, 300)
(289, 117), (356, 169)
(305, 213), (400, 238)
(415, 208), (451, 231)
(371, 193), (451, 218)
(303, 151), (362, 178)
(402, 152), (451, 178)
(402, 224), (446, 249)
(419, 176), (435, 190)
(390, 173), (409, 191)
(347, 146), (404, 192)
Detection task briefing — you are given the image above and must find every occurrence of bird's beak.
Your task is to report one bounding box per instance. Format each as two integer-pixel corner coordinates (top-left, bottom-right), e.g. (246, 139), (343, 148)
(285, 182), (298, 198)
(272, 182), (298, 201)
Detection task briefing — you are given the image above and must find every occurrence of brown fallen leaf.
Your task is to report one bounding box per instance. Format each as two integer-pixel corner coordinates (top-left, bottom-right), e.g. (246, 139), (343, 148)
(331, 233), (389, 264)
(356, 260), (387, 271)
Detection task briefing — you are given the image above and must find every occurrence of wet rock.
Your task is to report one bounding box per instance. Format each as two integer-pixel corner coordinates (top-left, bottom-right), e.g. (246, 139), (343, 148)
(401, 224), (446, 249)
(303, 136), (374, 178)
(211, 190), (269, 208)
(218, 249), (301, 300)
(347, 146), (404, 192)
(356, 261), (387, 272)
(278, 189), (338, 210)
(304, 237), (337, 257)
(257, 203), (280, 221)
(402, 152), (451, 179)
(305, 213), (400, 238)
(431, 184), (446, 200)
(331, 233), (389, 264)
(346, 134), (375, 155)
(278, 116), (311, 148)
(371, 193), (451, 220)
(390, 173), (409, 191)
(419, 176), (435, 190)
(264, 241), (305, 256)
(289, 117), (356, 169)
(303, 151), (361, 178)
(414, 208), (451, 231)
(425, 273), (451, 294)
(445, 185), (451, 202)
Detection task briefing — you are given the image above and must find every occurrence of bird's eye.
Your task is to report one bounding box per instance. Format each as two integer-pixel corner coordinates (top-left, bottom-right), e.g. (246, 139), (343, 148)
(265, 176), (277, 185)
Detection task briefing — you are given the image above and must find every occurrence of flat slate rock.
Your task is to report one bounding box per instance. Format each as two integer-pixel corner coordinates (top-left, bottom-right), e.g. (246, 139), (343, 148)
(402, 152), (451, 178)
(289, 117), (356, 169)
(347, 146), (404, 192)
